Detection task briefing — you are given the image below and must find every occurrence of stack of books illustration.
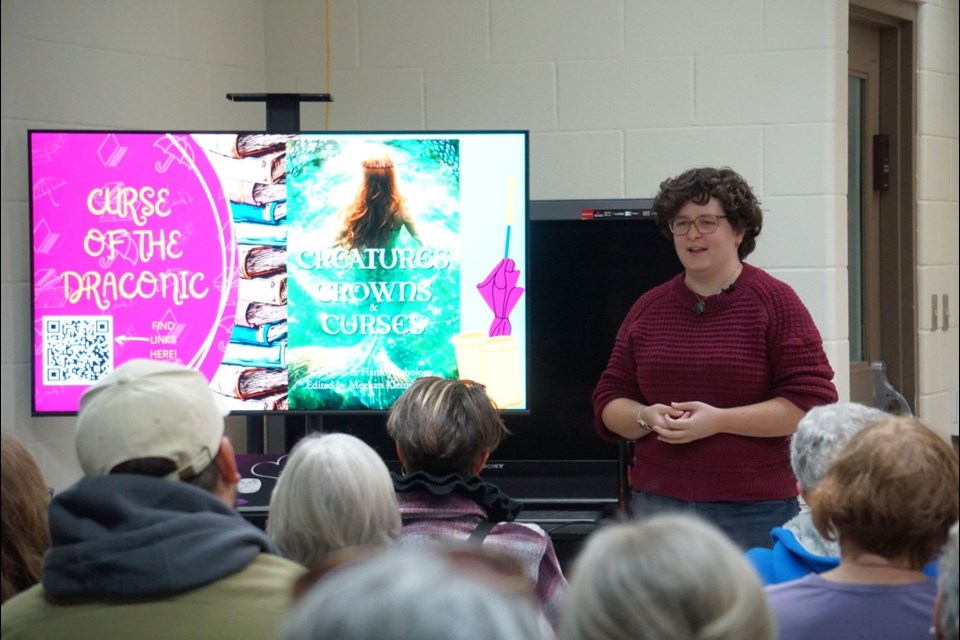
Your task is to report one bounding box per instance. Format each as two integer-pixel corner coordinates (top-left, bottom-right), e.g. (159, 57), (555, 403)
(198, 133), (293, 411)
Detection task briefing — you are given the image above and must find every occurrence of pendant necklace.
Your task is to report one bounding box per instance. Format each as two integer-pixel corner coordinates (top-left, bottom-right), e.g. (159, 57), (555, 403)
(693, 294), (707, 316)
(692, 264), (742, 316)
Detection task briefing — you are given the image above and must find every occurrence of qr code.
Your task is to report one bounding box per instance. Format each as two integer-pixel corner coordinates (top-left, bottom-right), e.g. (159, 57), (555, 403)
(43, 316), (114, 385)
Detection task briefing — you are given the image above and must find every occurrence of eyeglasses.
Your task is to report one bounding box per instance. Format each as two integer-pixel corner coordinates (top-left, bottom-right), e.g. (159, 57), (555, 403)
(669, 214), (727, 236)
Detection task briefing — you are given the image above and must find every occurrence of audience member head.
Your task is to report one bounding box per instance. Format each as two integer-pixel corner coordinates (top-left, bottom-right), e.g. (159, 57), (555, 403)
(278, 546), (547, 640)
(811, 416), (959, 569)
(936, 521), (959, 640)
(561, 514), (775, 640)
(791, 402), (889, 494)
(653, 166), (763, 260)
(267, 432), (401, 567)
(1, 435), (51, 604)
(75, 359), (239, 504)
(387, 377), (509, 476)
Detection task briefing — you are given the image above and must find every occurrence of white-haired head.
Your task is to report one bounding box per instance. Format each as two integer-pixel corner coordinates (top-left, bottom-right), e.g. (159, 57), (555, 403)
(561, 513), (775, 640)
(278, 547), (547, 640)
(267, 432), (401, 567)
(790, 402), (889, 493)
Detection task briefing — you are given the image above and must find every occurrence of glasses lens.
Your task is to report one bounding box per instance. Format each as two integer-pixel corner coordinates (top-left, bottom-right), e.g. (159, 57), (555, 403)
(671, 215), (725, 234)
(696, 216), (719, 233)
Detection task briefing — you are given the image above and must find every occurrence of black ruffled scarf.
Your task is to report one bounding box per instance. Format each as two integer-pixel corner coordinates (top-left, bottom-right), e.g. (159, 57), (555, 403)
(392, 471), (523, 522)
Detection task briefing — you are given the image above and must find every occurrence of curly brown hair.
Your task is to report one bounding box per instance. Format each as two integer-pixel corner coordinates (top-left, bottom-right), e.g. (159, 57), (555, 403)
(652, 167), (763, 260)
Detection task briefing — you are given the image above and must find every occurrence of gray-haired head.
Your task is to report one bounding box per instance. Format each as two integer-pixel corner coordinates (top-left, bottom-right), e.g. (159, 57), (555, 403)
(267, 432), (401, 567)
(937, 521), (959, 640)
(278, 547), (548, 640)
(560, 513), (775, 640)
(790, 402), (889, 493)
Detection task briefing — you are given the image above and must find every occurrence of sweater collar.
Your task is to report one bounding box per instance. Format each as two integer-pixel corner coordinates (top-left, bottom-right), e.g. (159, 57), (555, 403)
(392, 471), (523, 522)
(670, 262), (756, 316)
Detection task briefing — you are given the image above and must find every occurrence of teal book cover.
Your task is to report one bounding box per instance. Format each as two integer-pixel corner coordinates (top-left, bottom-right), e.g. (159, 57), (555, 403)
(284, 137), (461, 410)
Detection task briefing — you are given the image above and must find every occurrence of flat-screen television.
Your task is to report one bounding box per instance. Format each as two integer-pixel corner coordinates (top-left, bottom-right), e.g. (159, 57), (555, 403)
(29, 130), (529, 415)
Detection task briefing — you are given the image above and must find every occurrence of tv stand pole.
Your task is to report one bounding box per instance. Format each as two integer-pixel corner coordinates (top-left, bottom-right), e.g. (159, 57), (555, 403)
(226, 92), (332, 133)
(226, 92), (333, 452)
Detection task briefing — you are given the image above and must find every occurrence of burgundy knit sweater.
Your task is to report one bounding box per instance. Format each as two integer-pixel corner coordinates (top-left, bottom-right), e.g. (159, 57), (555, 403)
(592, 263), (838, 501)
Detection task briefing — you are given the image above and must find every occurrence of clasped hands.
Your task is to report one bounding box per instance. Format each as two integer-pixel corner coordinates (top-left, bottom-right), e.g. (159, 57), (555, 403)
(644, 401), (720, 444)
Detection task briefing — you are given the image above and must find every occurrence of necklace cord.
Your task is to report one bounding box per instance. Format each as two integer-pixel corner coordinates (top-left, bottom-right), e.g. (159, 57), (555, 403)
(692, 263), (742, 316)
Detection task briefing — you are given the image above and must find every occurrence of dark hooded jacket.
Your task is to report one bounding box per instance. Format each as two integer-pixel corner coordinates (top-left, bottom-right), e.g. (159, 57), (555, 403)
(1, 474), (303, 640)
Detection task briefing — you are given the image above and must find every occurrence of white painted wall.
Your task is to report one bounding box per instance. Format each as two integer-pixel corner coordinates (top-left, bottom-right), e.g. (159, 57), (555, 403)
(2, 0), (956, 491)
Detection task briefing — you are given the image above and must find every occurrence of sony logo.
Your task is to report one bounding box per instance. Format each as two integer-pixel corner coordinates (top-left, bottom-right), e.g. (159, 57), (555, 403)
(483, 463), (505, 470)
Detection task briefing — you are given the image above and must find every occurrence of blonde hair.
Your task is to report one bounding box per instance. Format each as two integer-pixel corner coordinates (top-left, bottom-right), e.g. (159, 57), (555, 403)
(811, 416), (959, 568)
(561, 514), (775, 640)
(387, 377), (509, 476)
(267, 433), (401, 567)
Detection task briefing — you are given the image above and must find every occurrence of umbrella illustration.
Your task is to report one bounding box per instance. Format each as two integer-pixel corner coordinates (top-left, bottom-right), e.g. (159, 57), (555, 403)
(154, 135), (196, 173)
(476, 180), (525, 337)
(33, 176), (67, 207)
(97, 231), (140, 269)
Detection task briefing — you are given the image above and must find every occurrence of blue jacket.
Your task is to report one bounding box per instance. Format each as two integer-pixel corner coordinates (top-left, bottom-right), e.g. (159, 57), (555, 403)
(747, 524), (939, 586)
(746, 526), (837, 585)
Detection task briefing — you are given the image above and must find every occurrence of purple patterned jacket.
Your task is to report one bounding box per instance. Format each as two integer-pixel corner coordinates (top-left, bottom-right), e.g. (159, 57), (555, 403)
(393, 473), (568, 627)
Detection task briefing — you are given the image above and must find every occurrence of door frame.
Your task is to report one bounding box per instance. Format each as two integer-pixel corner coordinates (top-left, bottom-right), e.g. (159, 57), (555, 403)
(849, 1), (917, 411)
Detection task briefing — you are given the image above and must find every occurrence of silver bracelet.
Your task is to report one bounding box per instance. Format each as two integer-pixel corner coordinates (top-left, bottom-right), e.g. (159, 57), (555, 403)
(636, 405), (653, 431)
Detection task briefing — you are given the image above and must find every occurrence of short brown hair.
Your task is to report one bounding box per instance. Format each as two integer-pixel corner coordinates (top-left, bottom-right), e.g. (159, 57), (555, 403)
(386, 377), (509, 476)
(1, 435), (51, 604)
(110, 456), (221, 493)
(653, 167), (763, 260)
(810, 417), (959, 569)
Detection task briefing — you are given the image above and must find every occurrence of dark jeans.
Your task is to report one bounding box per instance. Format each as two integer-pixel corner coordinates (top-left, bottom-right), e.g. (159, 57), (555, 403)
(630, 490), (799, 550)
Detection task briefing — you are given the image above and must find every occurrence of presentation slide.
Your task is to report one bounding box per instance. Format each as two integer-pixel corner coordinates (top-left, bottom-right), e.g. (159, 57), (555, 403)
(29, 131), (527, 414)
